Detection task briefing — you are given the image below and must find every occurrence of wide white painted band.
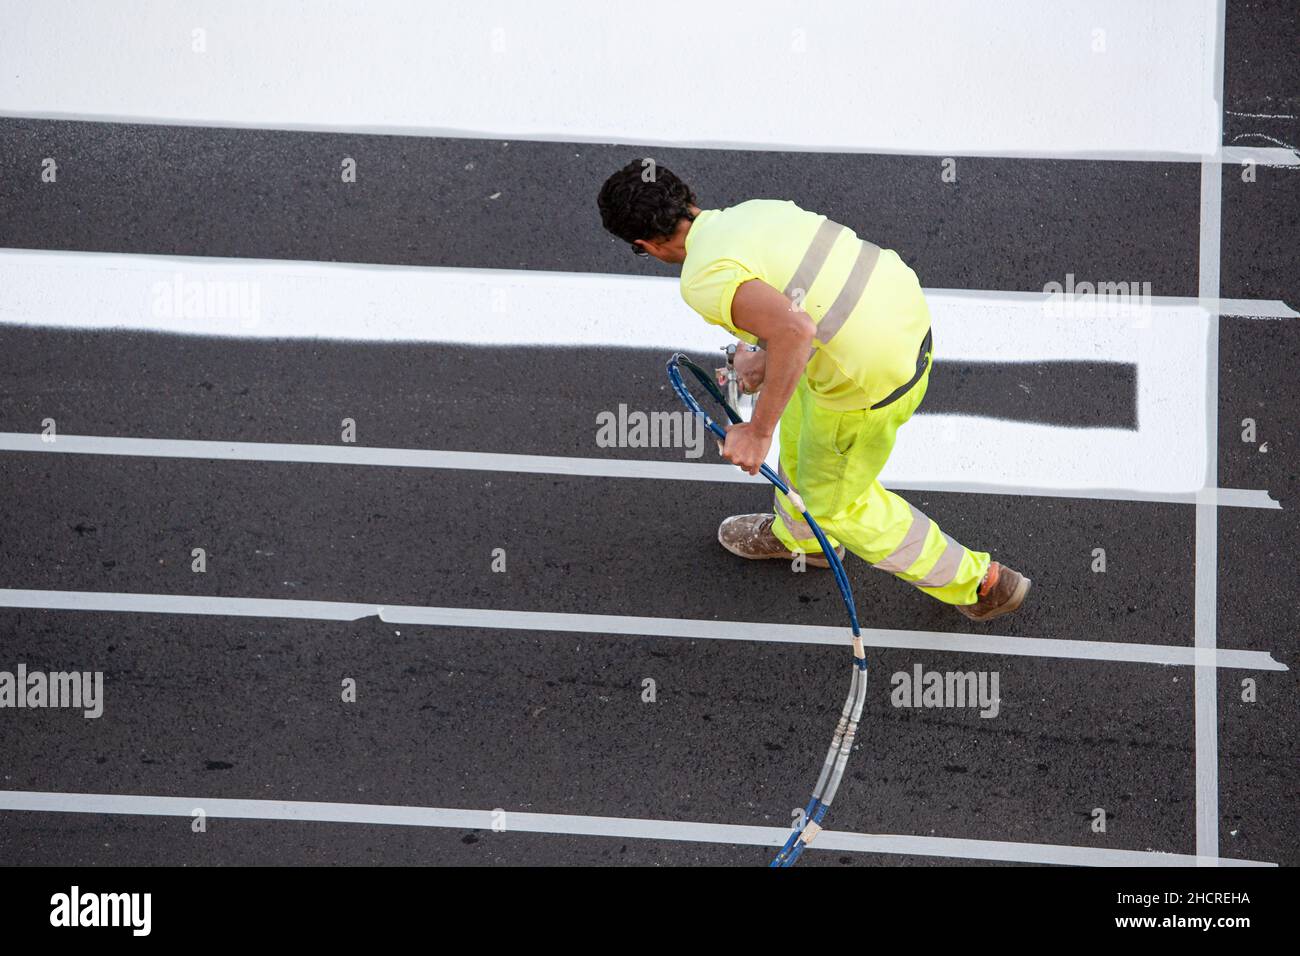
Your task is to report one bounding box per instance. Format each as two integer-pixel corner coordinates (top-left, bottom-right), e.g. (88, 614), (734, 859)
(1, 0), (1227, 159)
(0, 249), (1238, 497)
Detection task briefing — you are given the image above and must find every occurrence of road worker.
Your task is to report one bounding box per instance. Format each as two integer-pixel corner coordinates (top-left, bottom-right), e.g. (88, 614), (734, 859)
(597, 160), (1030, 621)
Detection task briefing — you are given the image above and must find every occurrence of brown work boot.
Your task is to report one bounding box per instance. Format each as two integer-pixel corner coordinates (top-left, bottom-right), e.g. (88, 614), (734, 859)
(717, 513), (844, 568)
(956, 562), (1031, 621)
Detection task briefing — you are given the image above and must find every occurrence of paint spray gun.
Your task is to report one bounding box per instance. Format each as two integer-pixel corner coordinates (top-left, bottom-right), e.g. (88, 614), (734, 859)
(715, 342), (761, 420)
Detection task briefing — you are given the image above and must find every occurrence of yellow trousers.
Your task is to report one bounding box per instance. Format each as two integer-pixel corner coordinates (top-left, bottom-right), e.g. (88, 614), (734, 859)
(769, 361), (989, 606)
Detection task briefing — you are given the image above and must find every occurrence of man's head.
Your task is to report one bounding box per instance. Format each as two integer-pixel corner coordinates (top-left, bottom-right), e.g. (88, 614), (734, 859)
(597, 159), (700, 263)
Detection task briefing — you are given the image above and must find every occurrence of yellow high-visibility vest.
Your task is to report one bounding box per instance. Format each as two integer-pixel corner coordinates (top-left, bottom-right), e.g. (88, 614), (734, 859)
(680, 199), (931, 411)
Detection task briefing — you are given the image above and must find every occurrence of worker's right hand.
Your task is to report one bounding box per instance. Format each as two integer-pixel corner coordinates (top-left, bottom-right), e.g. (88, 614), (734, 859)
(720, 421), (773, 476)
(732, 344), (767, 394)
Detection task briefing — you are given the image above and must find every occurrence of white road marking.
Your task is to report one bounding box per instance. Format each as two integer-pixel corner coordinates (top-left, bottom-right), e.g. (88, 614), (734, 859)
(0, 588), (1285, 671)
(1193, 0), (1226, 868)
(0, 789), (1273, 866)
(1219, 145), (1299, 166)
(933, 287), (1299, 320)
(0, 249), (1256, 497)
(0, 432), (1280, 509)
(12, 247), (1278, 348)
(0, 0), (1232, 161)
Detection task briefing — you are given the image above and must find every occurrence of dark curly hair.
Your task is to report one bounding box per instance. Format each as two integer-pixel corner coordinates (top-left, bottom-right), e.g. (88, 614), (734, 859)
(597, 159), (697, 251)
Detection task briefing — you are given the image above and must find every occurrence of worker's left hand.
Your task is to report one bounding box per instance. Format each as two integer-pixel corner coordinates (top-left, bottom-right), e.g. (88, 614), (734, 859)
(721, 421), (773, 476)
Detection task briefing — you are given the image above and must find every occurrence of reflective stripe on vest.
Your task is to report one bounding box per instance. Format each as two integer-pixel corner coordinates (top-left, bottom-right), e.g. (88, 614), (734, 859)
(782, 219), (844, 302)
(781, 218), (882, 344)
(817, 242), (881, 343)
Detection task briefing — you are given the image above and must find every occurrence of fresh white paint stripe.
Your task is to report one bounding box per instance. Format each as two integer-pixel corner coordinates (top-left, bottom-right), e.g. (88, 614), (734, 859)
(0, 248), (1223, 496)
(5, 248), (1284, 348)
(0, 432), (1279, 509)
(3, 247), (1250, 352)
(1193, 0), (1227, 868)
(0, 249), (725, 349)
(0, 432), (1280, 509)
(933, 287), (1299, 320)
(0, 790), (1272, 866)
(0, 0), (1223, 160)
(0, 589), (1285, 671)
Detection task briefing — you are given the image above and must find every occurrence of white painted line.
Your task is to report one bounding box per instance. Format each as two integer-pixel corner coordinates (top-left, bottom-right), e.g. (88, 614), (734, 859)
(0, 588), (1286, 672)
(0, 432), (756, 481)
(1193, 0), (1226, 869)
(883, 480), (1278, 510)
(0, 249), (725, 349)
(0, 432), (1279, 509)
(0, 789), (1272, 866)
(1219, 145), (1300, 167)
(4, 247), (1254, 349)
(0, 0), (1224, 160)
(21, 250), (1281, 325)
(933, 287), (1299, 320)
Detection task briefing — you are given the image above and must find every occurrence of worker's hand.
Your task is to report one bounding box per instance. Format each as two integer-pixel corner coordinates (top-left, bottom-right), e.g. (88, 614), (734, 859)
(732, 344), (767, 393)
(721, 421), (773, 476)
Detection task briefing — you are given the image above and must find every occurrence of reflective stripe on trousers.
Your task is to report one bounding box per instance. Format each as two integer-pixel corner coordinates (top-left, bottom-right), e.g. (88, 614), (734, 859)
(768, 373), (989, 606)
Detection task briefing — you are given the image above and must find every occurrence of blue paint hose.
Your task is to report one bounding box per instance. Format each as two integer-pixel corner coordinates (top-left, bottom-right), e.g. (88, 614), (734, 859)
(666, 353), (869, 867)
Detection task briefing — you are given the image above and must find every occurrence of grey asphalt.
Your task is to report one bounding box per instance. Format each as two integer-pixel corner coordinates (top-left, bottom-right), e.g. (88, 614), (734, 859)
(0, 329), (1139, 438)
(0, 3), (1297, 868)
(0, 121), (1201, 294)
(0, 314), (1294, 865)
